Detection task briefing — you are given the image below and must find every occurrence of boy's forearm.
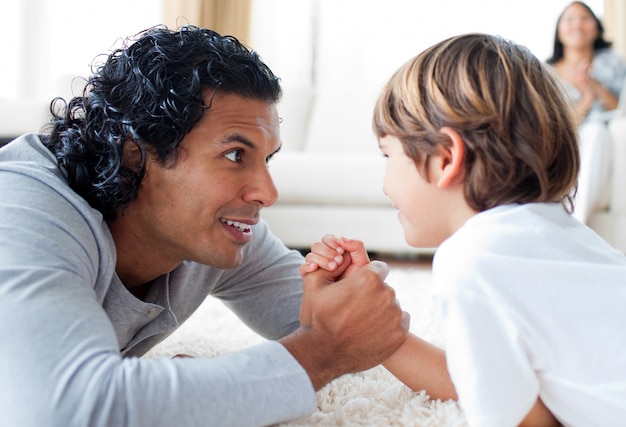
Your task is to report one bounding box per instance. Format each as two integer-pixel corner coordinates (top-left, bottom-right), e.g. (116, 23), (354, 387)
(383, 333), (458, 401)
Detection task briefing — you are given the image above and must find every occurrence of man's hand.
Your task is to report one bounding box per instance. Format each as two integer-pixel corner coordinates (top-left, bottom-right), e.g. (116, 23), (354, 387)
(280, 259), (410, 390)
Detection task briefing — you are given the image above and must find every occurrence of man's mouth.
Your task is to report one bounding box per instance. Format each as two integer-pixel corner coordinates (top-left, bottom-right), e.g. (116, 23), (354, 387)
(220, 218), (252, 233)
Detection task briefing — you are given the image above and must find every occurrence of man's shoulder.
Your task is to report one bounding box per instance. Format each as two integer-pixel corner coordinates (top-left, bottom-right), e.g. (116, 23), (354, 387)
(0, 133), (98, 215)
(1, 132), (111, 256)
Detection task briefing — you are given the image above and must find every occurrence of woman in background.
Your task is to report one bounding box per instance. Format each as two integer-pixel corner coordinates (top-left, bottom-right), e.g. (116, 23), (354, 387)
(547, 1), (626, 223)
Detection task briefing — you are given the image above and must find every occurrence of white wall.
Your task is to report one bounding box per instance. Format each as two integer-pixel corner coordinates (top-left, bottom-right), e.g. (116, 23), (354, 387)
(0, 0), (163, 101)
(249, 0), (606, 152)
(0, 0), (606, 103)
(250, 0), (605, 90)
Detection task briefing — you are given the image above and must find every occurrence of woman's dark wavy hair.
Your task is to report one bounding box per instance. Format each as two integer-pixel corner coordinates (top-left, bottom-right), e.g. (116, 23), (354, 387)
(41, 25), (282, 221)
(546, 1), (611, 64)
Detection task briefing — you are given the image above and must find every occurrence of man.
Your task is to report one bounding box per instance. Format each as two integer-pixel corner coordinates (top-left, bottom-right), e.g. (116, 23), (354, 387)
(0, 26), (408, 426)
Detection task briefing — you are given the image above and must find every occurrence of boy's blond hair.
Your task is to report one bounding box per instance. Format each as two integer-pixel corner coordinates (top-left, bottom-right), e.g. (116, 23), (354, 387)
(373, 33), (579, 212)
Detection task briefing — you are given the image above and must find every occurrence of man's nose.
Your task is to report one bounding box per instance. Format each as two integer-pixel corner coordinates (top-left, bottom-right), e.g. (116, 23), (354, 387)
(244, 166), (279, 207)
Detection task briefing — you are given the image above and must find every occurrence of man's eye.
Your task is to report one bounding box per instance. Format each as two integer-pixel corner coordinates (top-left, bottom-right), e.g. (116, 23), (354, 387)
(224, 149), (243, 163)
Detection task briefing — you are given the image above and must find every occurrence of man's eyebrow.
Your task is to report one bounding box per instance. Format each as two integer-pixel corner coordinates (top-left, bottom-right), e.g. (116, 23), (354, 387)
(219, 133), (282, 156)
(219, 133), (256, 149)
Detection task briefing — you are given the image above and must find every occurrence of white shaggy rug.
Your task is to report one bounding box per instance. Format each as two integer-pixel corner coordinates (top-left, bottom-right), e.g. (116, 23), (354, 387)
(145, 260), (467, 426)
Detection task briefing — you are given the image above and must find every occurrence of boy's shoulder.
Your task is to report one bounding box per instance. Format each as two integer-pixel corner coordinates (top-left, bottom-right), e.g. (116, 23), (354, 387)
(439, 203), (620, 263)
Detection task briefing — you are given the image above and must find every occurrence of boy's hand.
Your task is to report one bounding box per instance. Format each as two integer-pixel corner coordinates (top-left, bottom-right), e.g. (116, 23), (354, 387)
(300, 235), (370, 280)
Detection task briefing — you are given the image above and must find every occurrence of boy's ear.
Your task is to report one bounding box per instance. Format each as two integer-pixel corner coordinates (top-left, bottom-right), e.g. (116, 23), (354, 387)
(435, 126), (465, 189)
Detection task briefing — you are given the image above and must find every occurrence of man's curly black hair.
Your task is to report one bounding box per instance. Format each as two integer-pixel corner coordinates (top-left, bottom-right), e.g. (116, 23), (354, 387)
(41, 25), (282, 221)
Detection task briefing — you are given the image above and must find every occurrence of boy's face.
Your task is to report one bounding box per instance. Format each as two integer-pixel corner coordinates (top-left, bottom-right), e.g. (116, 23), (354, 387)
(379, 135), (456, 248)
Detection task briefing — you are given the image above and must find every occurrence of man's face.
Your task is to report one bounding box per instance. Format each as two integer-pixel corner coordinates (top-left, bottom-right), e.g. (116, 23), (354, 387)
(124, 92), (281, 270)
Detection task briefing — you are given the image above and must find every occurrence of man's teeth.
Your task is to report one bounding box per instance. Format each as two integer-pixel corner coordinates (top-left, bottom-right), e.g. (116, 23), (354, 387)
(222, 219), (251, 232)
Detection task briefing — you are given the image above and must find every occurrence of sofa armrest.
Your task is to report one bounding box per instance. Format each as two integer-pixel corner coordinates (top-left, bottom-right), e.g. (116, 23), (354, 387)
(608, 114), (626, 214)
(0, 98), (50, 139)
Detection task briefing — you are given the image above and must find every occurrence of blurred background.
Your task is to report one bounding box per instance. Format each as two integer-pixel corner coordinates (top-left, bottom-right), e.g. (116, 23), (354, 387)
(2, 0), (623, 255)
(0, 0), (614, 102)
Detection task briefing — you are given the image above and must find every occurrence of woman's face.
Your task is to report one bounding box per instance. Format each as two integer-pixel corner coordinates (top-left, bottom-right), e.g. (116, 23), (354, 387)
(557, 3), (599, 50)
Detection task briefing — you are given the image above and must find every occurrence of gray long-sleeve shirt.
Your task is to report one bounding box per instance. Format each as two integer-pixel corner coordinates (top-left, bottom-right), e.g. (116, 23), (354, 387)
(0, 134), (316, 426)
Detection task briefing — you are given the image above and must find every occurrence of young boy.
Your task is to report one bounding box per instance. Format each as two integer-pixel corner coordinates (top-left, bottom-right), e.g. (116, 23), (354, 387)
(301, 33), (626, 426)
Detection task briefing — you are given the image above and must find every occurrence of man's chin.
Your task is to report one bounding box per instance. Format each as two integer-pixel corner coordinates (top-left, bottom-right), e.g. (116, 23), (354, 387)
(203, 248), (245, 270)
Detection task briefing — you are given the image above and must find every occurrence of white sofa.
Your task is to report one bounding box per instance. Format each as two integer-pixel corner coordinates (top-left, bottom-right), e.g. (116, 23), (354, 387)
(0, 94), (424, 257)
(263, 86), (433, 256)
(266, 86), (626, 256)
(3, 94), (625, 256)
(587, 113), (626, 253)
(0, 98), (50, 145)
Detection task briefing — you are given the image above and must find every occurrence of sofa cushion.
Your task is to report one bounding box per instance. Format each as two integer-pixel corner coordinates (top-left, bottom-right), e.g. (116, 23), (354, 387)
(269, 151), (390, 206)
(0, 98), (50, 138)
(303, 88), (381, 155)
(277, 86), (314, 151)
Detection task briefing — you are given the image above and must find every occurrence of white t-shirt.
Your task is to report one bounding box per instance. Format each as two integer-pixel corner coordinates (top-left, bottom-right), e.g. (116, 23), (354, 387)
(433, 203), (626, 427)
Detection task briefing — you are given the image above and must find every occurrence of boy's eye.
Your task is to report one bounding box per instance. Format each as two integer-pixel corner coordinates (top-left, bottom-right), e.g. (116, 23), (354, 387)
(224, 149), (243, 163)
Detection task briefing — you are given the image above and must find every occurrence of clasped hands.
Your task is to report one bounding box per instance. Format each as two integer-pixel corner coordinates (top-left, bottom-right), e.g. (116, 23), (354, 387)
(280, 235), (410, 390)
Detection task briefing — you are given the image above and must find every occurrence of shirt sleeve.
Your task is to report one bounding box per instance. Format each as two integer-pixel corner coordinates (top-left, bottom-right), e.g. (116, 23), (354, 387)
(0, 160), (316, 426)
(613, 55), (626, 97)
(594, 50), (626, 98)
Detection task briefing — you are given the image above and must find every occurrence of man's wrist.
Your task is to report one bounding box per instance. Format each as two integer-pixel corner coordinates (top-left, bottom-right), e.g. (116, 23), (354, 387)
(278, 328), (336, 391)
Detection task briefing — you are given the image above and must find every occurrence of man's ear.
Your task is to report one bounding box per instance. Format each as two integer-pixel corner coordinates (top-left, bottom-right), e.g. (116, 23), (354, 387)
(121, 139), (144, 169)
(435, 126), (465, 189)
